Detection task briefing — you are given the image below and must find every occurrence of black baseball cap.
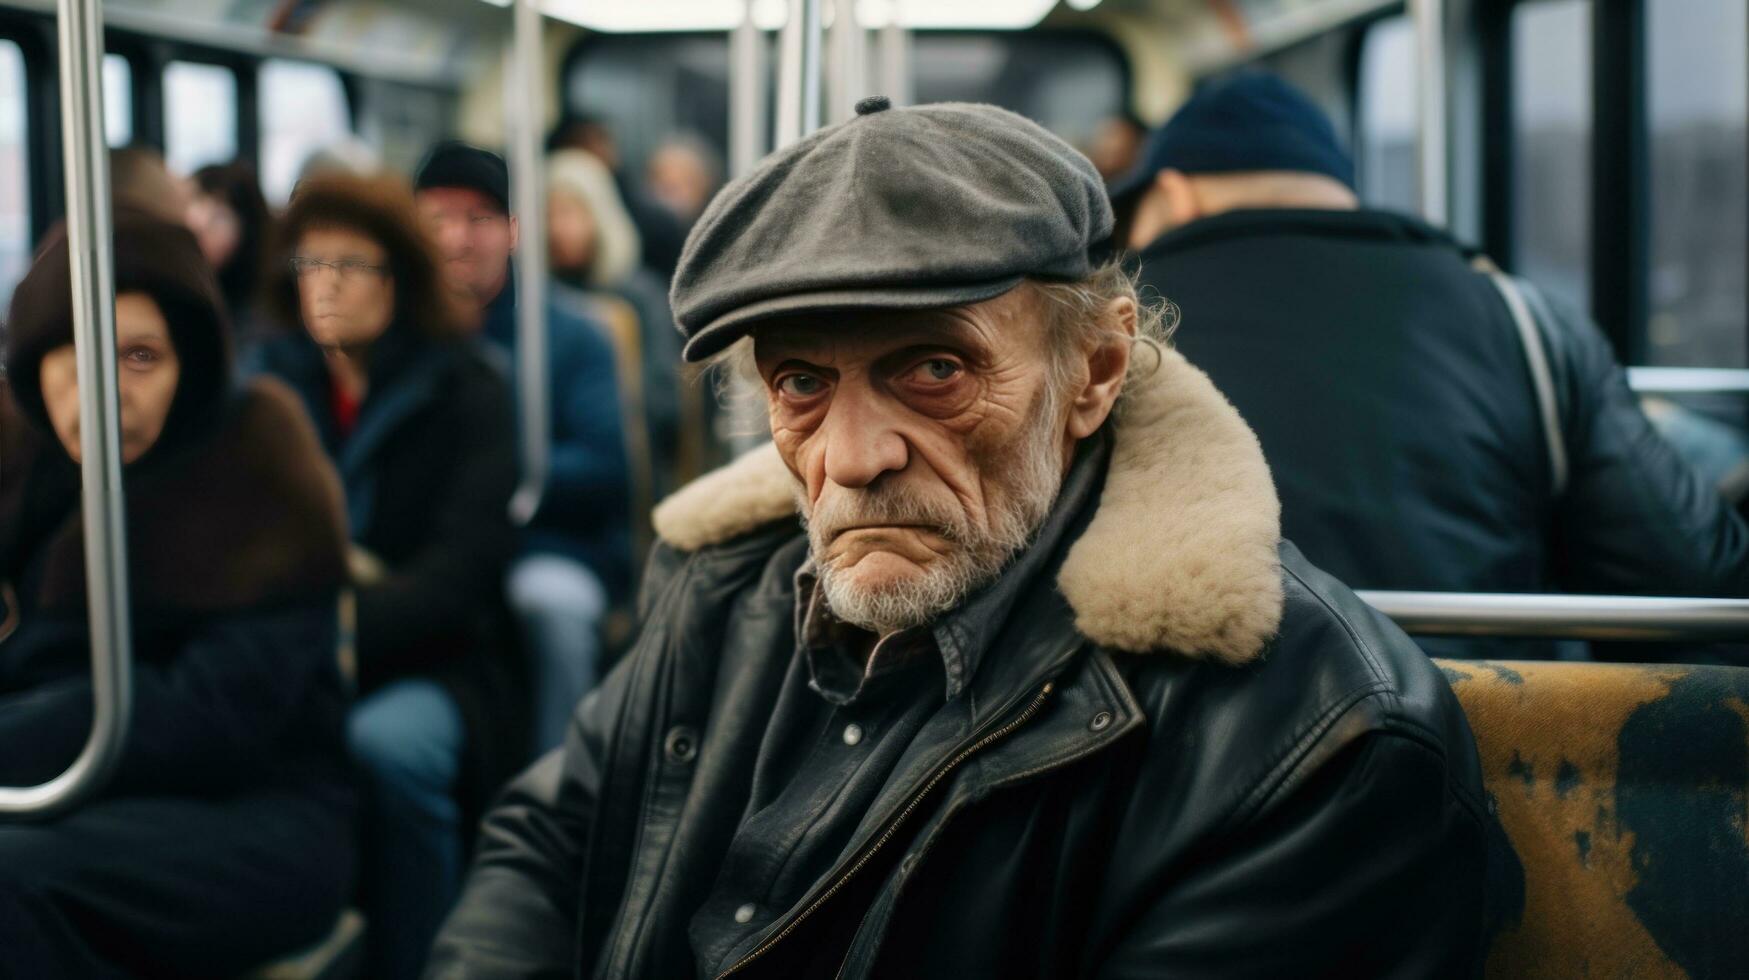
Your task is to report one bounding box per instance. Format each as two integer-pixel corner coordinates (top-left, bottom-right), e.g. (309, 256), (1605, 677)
(413, 140), (511, 213)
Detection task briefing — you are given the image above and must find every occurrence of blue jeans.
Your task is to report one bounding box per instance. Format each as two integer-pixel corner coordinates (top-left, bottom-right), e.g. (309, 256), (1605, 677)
(508, 553), (607, 752)
(348, 678), (464, 980)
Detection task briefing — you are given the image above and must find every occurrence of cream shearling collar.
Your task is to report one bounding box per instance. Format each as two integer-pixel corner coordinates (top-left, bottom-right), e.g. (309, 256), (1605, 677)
(651, 348), (1283, 665)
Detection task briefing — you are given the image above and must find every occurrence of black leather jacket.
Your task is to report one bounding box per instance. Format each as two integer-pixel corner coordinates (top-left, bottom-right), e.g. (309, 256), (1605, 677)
(429, 348), (1491, 979)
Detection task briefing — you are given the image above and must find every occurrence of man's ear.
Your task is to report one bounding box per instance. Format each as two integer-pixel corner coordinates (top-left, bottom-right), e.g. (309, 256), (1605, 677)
(507, 214), (520, 254)
(1065, 296), (1136, 440)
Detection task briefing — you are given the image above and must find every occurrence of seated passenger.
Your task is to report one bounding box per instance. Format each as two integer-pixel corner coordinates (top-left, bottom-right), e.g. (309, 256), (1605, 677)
(0, 211), (353, 975)
(546, 113), (686, 278)
(109, 145), (190, 225)
(411, 141), (632, 751)
(1113, 72), (1749, 658)
(430, 100), (1489, 977)
(643, 131), (723, 228)
(246, 175), (523, 980)
(187, 161), (275, 344)
(547, 148), (686, 496)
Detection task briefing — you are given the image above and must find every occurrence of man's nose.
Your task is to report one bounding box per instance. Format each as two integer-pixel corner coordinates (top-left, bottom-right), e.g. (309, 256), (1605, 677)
(819, 387), (908, 490)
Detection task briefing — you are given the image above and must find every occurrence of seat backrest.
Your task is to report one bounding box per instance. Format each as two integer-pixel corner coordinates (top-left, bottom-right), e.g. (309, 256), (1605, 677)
(1435, 659), (1749, 979)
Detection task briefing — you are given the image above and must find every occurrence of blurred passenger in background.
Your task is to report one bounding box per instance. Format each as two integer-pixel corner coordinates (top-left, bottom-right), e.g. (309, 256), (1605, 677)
(1115, 72), (1749, 659)
(188, 161), (275, 342)
(1085, 109), (1149, 182)
(413, 141), (631, 753)
(548, 147), (685, 498)
(248, 174), (524, 980)
(644, 131), (723, 228)
(110, 145), (190, 224)
(547, 112), (686, 278)
(0, 211), (354, 975)
(296, 137), (384, 185)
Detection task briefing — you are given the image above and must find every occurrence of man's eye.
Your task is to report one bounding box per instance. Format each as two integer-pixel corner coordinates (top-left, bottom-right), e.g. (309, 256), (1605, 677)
(777, 374), (824, 398)
(914, 359), (962, 383)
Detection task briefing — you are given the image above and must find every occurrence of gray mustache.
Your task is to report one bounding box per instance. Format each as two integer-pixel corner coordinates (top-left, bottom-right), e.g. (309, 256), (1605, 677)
(806, 485), (968, 544)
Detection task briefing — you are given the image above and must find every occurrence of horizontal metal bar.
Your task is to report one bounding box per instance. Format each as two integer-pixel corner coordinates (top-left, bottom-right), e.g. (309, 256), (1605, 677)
(1627, 367), (1749, 395)
(1358, 591), (1749, 641)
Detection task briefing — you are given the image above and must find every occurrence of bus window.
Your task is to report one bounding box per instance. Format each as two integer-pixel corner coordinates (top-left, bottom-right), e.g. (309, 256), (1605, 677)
(259, 59), (352, 204)
(0, 39), (28, 311)
(1511, 0), (1592, 316)
(104, 54), (131, 148)
(1646, 0), (1746, 368)
(164, 60), (238, 175)
(1355, 15), (1416, 215)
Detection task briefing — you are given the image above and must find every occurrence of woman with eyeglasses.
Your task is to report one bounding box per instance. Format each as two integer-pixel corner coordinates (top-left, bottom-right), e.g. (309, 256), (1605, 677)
(247, 174), (527, 980)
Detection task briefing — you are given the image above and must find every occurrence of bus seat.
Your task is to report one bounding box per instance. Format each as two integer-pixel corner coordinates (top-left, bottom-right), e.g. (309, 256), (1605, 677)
(244, 908), (365, 980)
(1434, 659), (1749, 978)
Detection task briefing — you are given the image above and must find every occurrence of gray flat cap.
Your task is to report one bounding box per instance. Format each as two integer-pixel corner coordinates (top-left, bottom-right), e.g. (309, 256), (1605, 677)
(671, 99), (1113, 362)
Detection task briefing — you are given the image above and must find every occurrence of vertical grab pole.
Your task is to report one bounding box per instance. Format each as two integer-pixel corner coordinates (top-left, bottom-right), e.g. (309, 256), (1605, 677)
(0, 0), (133, 818)
(877, 3), (911, 108)
(729, 3), (768, 180)
(1410, 0), (1449, 226)
(776, 0), (825, 149)
(827, 0), (865, 125)
(507, 0), (550, 526)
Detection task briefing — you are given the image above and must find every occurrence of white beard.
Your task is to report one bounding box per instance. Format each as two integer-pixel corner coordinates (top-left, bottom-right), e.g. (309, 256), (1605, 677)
(799, 391), (1067, 636)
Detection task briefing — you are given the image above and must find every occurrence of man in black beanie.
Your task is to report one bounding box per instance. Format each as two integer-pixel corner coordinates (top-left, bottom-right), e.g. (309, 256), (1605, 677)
(1117, 71), (1749, 659)
(429, 98), (1488, 978)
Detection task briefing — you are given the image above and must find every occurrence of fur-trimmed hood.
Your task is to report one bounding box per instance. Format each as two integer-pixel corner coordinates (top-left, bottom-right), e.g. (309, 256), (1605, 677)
(652, 347), (1283, 665)
(1, 377), (349, 619)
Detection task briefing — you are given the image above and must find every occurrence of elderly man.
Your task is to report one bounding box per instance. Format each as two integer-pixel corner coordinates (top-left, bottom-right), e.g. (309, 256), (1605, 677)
(428, 99), (1489, 979)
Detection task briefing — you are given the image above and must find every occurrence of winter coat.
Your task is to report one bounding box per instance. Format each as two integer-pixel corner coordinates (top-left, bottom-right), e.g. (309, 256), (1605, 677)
(0, 378), (360, 975)
(249, 327), (529, 812)
(428, 348), (1492, 979)
(1143, 208), (1749, 656)
(0, 377), (351, 801)
(480, 275), (633, 597)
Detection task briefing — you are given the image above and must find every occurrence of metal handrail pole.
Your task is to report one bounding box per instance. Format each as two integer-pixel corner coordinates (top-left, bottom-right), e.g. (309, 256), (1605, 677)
(1359, 591), (1749, 641)
(1409, 0), (1448, 226)
(0, 0), (133, 817)
(1626, 366), (1749, 395)
(827, 0), (864, 125)
(877, 11), (911, 107)
(776, 0), (825, 149)
(507, 0), (550, 526)
(729, 4), (768, 179)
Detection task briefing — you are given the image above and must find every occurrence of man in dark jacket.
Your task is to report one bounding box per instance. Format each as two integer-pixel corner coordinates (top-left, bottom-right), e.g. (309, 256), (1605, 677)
(414, 141), (633, 752)
(1112, 72), (1749, 658)
(427, 99), (1490, 979)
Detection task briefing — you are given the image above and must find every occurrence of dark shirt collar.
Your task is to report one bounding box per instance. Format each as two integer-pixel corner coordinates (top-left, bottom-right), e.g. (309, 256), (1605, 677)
(794, 430), (1111, 706)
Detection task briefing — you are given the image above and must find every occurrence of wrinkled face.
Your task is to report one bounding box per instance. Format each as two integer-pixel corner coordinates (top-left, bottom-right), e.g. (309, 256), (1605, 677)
(756, 289), (1075, 635)
(294, 225), (396, 350)
(547, 189), (599, 275)
(185, 192), (241, 269)
(417, 186), (515, 306)
(40, 291), (182, 465)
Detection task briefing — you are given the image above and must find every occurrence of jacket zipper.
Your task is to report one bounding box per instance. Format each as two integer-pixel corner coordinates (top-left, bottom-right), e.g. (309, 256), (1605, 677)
(713, 679), (1058, 980)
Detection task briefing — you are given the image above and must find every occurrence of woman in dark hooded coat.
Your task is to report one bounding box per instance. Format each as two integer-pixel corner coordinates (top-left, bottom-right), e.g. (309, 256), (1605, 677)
(0, 211), (355, 975)
(247, 173), (525, 980)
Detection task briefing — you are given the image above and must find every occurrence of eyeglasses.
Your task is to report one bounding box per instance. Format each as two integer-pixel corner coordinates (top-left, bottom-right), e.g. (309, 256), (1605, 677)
(290, 255), (388, 281)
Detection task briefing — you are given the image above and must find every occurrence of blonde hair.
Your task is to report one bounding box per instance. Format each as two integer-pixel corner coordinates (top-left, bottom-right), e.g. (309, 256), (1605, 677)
(546, 149), (642, 288)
